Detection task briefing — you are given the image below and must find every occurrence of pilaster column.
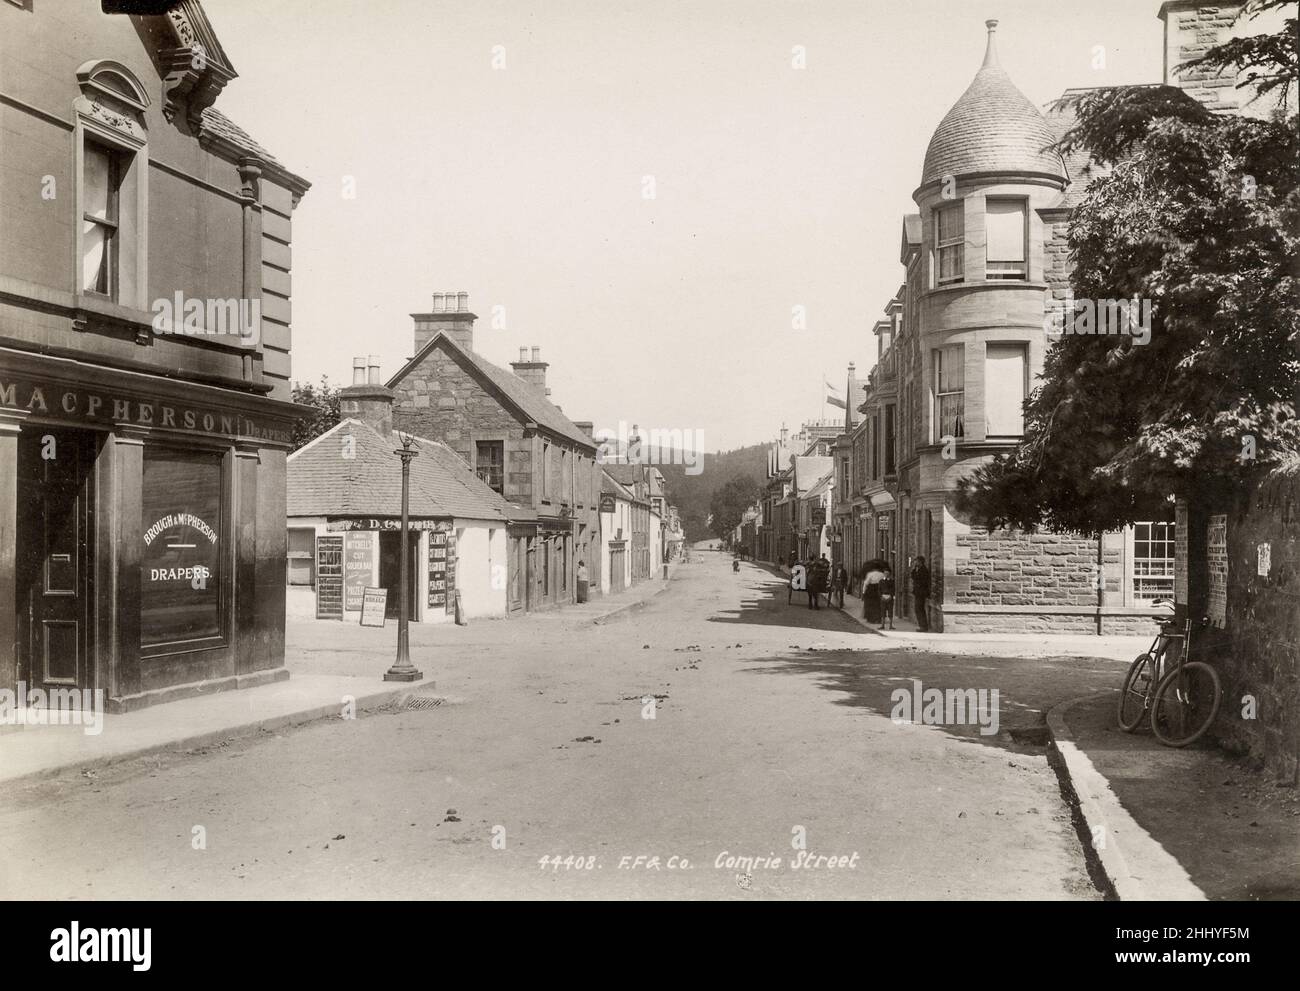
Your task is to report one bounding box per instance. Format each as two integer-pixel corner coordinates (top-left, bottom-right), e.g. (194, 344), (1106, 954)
(0, 410), (29, 697)
(233, 443), (259, 674)
(110, 424), (147, 699)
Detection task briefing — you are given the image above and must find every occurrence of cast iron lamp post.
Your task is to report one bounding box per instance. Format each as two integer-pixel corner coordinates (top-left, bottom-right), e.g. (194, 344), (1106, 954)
(384, 432), (423, 682)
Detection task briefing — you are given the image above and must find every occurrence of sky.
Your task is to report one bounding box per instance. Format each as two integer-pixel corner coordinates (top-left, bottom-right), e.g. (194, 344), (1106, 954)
(203, 0), (1168, 452)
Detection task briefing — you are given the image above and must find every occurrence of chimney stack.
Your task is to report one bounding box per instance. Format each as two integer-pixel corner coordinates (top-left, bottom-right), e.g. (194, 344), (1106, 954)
(510, 345), (550, 396)
(413, 289), (476, 354)
(340, 355), (395, 437)
(1158, 2), (1267, 117)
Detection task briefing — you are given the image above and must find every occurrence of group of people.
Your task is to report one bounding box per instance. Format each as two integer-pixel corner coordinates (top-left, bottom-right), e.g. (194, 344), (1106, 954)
(784, 552), (932, 632)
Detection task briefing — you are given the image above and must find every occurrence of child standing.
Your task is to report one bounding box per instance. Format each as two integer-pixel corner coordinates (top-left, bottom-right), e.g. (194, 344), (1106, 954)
(879, 567), (896, 630)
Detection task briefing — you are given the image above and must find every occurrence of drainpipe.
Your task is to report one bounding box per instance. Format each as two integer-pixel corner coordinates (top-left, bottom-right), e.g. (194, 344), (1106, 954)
(1096, 533), (1104, 636)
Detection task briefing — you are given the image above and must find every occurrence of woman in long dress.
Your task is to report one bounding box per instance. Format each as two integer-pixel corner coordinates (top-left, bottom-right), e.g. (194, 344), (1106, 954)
(861, 561), (885, 624)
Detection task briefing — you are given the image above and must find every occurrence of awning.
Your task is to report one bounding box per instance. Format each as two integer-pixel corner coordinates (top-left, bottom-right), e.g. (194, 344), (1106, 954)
(868, 491), (896, 510)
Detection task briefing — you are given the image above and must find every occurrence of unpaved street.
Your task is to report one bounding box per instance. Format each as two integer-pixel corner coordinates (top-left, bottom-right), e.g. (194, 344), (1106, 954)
(1, 552), (1122, 899)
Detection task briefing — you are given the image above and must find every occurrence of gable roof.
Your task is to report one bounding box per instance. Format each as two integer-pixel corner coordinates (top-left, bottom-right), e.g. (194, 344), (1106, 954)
(387, 332), (595, 450)
(601, 468), (643, 504)
(287, 419), (511, 522)
(793, 456), (833, 496)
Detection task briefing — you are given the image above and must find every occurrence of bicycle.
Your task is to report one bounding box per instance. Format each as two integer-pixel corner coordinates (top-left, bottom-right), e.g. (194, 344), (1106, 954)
(1117, 613), (1222, 747)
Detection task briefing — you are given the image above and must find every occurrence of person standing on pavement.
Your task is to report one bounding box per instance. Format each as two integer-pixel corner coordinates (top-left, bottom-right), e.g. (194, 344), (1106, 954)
(861, 560), (885, 622)
(879, 566), (895, 630)
(832, 562), (849, 609)
(809, 554), (830, 610)
(576, 560), (589, 603)
(911, 556), (931, 632)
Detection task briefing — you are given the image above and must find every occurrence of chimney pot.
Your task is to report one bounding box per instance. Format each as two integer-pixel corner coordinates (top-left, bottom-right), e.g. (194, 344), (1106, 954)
(531, 346), (540, 362)
(352, 356), (366, 386)
(519, 347), (528, 362)
(457, 292), (468, 311)
(367, 355), (381, 385)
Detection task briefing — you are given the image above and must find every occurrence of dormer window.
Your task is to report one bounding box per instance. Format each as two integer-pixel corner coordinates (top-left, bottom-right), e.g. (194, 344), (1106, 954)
(935, 205), (964, 286)
(986, 198), (1027, 279)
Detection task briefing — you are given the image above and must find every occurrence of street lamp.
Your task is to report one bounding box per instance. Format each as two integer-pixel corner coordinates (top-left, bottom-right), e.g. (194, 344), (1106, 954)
(384, 431), (424, 683)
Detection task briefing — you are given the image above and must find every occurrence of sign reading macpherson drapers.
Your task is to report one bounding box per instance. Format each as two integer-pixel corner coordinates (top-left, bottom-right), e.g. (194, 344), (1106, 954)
(140, 450), (224, 647)
(0, 377), (292, 445)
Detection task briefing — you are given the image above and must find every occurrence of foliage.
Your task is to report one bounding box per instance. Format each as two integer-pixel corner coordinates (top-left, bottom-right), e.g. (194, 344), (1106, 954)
(290, 376), (342, 451)
(708, 474), (762, 541)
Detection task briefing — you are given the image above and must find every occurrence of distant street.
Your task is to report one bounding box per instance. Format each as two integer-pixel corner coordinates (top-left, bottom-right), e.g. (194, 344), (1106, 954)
(0, 551), (1124, 900)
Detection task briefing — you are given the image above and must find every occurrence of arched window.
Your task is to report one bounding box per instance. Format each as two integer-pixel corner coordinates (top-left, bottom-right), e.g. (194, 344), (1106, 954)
(72, 61), (149, 311)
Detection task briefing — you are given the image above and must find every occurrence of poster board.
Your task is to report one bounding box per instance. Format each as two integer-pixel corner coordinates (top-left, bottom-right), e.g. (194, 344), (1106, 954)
(315, 535), (344, 620)
(445, 530), (458, 615)
(359, 587), (388, 627)
(428, 530), (448, 609)
(344, 531), (376, 612)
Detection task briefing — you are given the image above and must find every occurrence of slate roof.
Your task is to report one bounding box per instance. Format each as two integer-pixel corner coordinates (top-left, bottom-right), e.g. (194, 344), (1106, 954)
(387, 333), (596, 450)
(793, 456), (833, 496)
(805, 472), (834, 501)
(198, 107), (310, 192)
(1040, 86), (1164, 210)
(921, 24), (1065, 186)
(601, 468), (642, 504)
(287, 419), (511, 522)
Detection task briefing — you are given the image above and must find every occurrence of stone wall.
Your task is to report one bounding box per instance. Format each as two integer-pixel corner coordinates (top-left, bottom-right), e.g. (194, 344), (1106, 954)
(951, 527), (1103, 608)
(391, 345), (533, 505)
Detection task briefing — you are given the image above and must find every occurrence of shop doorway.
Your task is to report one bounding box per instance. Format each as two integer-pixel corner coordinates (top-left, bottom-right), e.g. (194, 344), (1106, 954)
(377, 530), (418, 620)
(16, 428), (96, 695)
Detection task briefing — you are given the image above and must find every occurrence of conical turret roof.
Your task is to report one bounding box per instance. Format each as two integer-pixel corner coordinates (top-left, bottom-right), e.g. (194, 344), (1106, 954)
(920, 20), (1065, 187)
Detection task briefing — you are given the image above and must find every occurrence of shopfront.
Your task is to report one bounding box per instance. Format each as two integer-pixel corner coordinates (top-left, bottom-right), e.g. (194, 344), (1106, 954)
(0, 357), (299, 712)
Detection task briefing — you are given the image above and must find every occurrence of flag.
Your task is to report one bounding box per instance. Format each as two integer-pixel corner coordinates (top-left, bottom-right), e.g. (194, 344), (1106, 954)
(825, 377), (846, 409)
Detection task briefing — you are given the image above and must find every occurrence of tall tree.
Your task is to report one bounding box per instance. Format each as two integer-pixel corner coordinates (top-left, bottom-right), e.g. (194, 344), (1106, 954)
(709, 474), (761, 541)
(290, 376), (342, 452)
(958, 0), (1299, 534)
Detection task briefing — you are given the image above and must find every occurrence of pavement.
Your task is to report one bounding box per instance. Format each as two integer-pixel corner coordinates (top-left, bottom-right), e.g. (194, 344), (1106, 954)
(1, 551), (1293, 899)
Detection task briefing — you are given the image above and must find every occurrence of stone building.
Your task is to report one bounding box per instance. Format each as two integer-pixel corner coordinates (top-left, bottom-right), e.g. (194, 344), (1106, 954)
(286, 358), (513, 625)
(842, 19), (1174, 634)
(1, 0), (309, 709)
(386, 294), (601, 614)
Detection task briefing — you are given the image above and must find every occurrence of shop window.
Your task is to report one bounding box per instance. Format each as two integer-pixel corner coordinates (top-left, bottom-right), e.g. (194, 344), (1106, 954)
(287, 527), (315, 585)
(985, 199), (1028, 279)
(933, 345), (965, 440)
(475, 440), (504, 494)
(141, 448), (226, 653)
(935, 204), (964, 286)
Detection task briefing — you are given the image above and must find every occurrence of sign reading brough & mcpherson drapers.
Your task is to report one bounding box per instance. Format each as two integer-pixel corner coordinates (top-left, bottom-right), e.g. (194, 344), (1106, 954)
(0, 376), (293, 445)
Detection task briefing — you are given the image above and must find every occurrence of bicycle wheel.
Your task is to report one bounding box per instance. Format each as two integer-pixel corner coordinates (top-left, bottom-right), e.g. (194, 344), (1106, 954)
(1150, 661), (1222, 747)
(1117, 653), (1157, 732)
